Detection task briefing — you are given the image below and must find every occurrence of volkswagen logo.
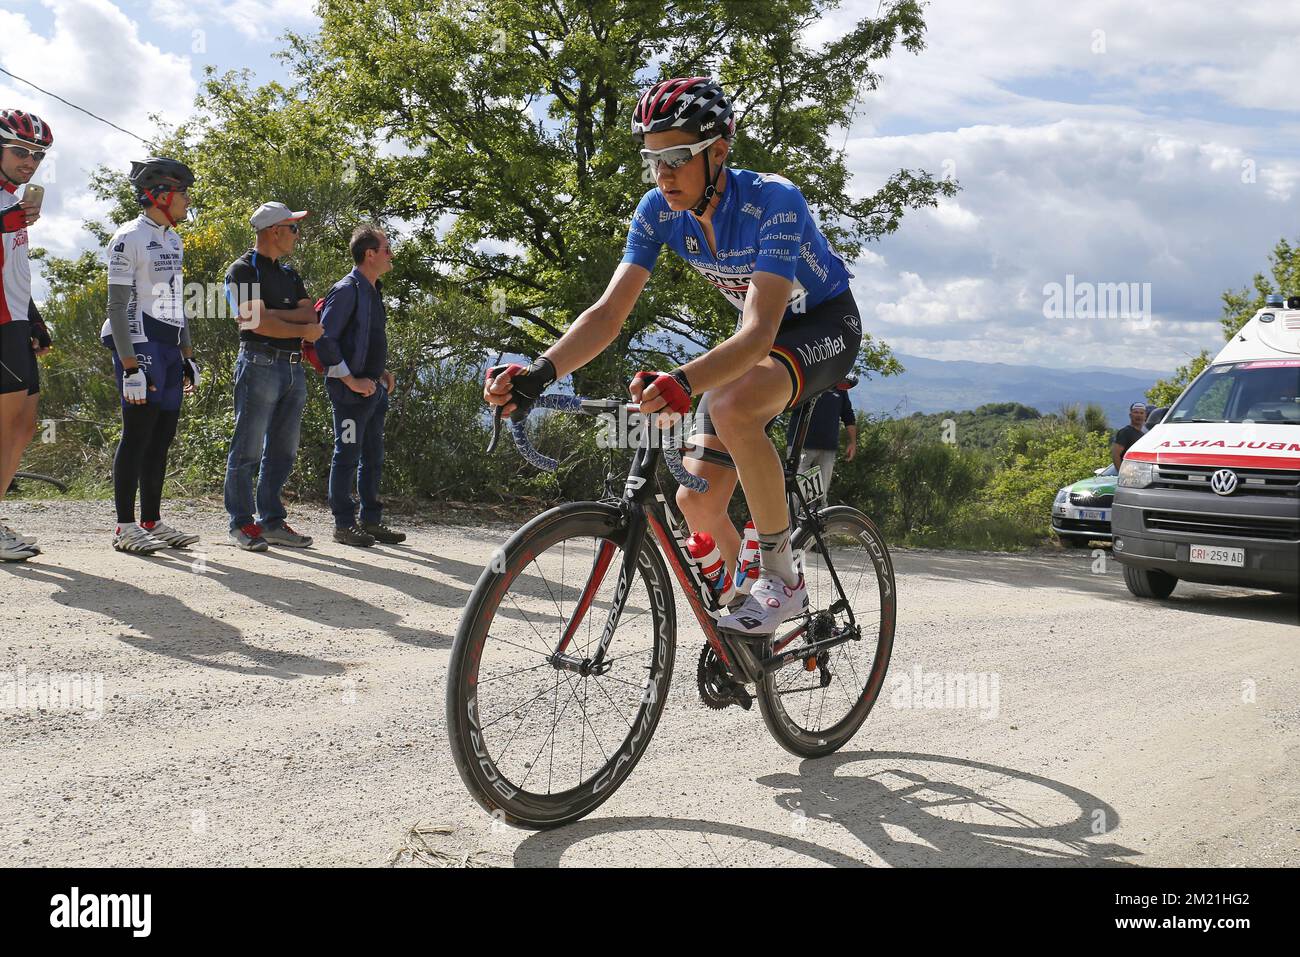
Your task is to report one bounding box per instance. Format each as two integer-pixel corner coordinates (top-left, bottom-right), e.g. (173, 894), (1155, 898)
(1210, 469), (1238, 496)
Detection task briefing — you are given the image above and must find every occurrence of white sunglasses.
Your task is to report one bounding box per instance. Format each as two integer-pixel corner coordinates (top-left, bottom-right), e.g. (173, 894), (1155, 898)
(640, 134), (722, 173)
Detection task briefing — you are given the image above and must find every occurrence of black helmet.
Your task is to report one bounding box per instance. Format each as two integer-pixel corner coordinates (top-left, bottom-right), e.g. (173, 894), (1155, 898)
(632, 77), (735, 143)
(129, 157), (195, 200)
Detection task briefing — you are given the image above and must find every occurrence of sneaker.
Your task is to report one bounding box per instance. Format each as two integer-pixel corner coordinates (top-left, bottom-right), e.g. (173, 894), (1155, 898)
(113, 523), (169, 554)
(0, 527), (37, 562)
(262, 523), (313, 548)
(229, 523), (269, 552)
(142, 520), (199, 548)
(1, 523), (37, 547)
(333, 525), (376, 547)
(360, 521), (405, 545)
(718, 572), (809, 637)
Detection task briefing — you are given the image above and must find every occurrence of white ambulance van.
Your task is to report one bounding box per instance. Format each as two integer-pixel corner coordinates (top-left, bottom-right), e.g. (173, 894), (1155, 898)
(1112, 294), (1300, 598)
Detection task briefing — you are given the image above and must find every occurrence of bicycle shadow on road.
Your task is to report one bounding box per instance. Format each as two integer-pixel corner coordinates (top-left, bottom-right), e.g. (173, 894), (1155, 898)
(8, 562), (344, 680)
(893, 550), (1298, 626)
(511, 750), (1139, 867)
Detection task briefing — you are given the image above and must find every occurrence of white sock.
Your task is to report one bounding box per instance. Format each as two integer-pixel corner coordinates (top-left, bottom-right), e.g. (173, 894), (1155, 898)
(757, 526), (799, 587)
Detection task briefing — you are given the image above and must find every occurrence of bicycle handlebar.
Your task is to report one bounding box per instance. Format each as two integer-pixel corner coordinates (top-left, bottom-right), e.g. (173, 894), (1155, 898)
(489, 394), (708, 494)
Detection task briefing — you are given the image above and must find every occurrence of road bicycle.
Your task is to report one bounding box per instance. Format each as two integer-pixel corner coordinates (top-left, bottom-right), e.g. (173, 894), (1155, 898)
(446, 377), (896, 829)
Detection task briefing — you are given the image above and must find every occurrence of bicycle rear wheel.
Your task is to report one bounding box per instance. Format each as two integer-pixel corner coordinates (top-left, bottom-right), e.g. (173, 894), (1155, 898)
(756, 506), (895, 757)
(446, 502), (677, 829)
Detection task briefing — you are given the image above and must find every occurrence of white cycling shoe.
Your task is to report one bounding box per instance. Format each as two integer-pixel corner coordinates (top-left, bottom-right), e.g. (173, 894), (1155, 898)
(718, 571), (809, 636)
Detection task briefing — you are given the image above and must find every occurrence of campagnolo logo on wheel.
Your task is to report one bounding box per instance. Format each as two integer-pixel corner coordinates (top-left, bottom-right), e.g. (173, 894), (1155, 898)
(796, 334), (847, 367)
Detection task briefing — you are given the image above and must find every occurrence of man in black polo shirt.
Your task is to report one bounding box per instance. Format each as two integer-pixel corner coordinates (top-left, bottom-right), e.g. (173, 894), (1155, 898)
(222, 202), (323, 551)
(797, 386), (857, 508)
(1111, 401), (1147, 470)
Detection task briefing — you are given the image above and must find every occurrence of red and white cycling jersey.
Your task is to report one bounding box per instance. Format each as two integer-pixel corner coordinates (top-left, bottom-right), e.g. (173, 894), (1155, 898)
(1, 182), (32, 327)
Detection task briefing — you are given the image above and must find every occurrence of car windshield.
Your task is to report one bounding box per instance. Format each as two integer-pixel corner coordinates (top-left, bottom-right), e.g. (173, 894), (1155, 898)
(1167, 361), (1300, 425)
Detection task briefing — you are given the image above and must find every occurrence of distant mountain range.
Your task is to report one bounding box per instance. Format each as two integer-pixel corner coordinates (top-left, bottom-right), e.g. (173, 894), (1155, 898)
(853, 354), (1163, 427)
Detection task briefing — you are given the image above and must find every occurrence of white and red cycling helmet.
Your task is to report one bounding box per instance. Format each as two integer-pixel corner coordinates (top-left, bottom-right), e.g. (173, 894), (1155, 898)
(631, 77), (735, 143)
(0, 109), (54, 149)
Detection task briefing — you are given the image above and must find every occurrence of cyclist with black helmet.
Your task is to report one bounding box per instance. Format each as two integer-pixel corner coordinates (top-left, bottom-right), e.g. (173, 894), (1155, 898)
(0, 108), (54, 562)
(485, 76), (863, 636)
(99, 157), (201, 553)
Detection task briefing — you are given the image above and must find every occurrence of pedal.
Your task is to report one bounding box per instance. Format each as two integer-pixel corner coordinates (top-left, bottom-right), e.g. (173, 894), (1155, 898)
(697, 643), (755, 711)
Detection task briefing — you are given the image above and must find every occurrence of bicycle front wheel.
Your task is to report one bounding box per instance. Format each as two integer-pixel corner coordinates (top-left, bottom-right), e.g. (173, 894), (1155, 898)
(756, 506), (896, 757)
(446, 502), (677, 829)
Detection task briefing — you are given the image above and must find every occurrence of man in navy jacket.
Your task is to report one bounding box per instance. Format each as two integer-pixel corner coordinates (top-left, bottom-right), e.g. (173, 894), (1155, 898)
(315, 225), (405, 547)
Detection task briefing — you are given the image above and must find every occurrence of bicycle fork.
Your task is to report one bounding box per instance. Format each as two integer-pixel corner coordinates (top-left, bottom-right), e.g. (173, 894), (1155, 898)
(547, 504), (650, 677)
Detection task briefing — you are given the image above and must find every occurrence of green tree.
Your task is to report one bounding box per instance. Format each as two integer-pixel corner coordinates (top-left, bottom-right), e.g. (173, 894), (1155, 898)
(1146, 350), (1210, 408)
(292, 0), (956, 393)
(1220, 235), (1300, 339)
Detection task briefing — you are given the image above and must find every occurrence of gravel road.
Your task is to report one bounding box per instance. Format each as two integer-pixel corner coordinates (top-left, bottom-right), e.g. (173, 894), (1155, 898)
(2, 498), (1296, 867)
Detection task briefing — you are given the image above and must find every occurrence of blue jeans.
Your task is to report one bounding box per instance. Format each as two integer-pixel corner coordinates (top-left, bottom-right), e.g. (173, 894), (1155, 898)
(223, 349), (307, 532)
(326, 377), (388, 529)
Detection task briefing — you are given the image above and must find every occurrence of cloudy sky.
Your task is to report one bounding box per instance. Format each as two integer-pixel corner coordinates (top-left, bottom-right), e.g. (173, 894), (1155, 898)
(3, 0), (1298, 373)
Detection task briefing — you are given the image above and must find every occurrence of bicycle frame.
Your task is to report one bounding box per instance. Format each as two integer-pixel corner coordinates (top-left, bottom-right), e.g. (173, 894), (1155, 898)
(546, 401), (862, 685)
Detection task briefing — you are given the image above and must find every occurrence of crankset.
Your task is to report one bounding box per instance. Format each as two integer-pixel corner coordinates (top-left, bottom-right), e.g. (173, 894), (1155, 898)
(697, 643), (752, 711)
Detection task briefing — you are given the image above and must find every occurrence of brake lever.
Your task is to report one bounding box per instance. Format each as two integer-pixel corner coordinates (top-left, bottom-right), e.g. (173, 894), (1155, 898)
(485, 363), (509, 453)
(486, 404), (504, 454)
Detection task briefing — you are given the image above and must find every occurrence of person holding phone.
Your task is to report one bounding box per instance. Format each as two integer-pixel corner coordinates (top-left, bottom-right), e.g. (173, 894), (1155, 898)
(0, 109), (53, 562)
(98, 157), (201, 554)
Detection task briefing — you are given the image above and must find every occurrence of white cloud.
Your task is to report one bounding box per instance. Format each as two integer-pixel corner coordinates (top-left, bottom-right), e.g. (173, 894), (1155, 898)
(807, 1), (1300, 371)
(846, 119), (1300, 370)
(1, 0), (199, 268)
(816, 0), (1300, 128)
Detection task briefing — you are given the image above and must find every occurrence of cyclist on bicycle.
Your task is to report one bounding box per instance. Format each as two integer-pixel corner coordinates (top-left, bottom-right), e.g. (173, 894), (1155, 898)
(485, 76), (862, 636)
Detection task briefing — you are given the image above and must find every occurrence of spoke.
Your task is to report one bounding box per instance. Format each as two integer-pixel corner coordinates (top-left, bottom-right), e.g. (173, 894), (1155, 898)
(480, 680), (562, 732)
(559, 667), (615, 761)
(506, 591), (560, 657)
(530, 555), (565, 621)
(548, 664), (560, 793)
(590, 672), (649, 694)
(475, 656), (558, 686)
(493, 682), (552, 764)
(578, 670), (587, 781)
(586, 671), (635, 730)
(604, 643), (655, 666)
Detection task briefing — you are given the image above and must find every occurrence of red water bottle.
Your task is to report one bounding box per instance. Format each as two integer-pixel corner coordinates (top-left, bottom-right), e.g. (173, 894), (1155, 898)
(734, 520), (760, 595)
(687, 531), (736, 608)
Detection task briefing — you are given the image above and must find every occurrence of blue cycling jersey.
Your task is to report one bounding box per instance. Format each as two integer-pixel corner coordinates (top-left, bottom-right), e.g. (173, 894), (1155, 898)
(621, 167), (852, 317)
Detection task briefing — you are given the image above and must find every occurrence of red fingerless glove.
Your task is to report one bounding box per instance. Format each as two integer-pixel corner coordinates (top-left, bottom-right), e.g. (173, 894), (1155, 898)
(632, 369), (692, 415)
(1, 205), (28, 234)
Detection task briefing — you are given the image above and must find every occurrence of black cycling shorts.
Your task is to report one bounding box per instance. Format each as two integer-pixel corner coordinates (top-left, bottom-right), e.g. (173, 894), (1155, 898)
(690, 288), (861, 440)
(0, 321), (39, 396)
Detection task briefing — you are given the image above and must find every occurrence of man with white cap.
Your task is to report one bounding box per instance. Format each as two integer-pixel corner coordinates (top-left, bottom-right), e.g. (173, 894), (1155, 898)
(222, 202), (322, 550)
